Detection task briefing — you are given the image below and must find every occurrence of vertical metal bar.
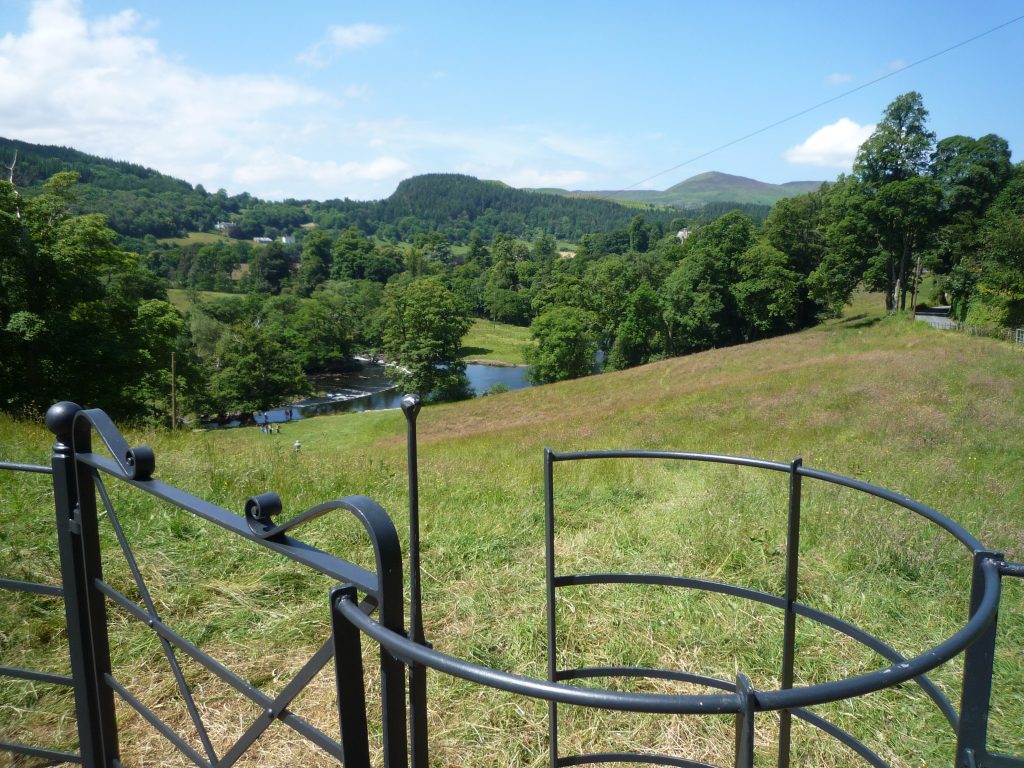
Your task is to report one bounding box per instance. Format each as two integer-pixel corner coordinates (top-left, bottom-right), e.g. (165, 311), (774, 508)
(332, 585), (371, 768)
(777, 457), (802, 768)
(46, 402), (120, 767)
(371, 508), (409, 768)
(401, 394), (428, 768)
(544, 449), (558, 768)
(735, 673), (756, 768)
(955, 551), (1003, 768)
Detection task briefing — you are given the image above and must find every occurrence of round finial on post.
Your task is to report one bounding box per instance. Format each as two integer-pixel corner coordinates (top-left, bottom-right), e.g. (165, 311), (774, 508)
(400, 393), (421, 422)
(45, 401), (83, 446)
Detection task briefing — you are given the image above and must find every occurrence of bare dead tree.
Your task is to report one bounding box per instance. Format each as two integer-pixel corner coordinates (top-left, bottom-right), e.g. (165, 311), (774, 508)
(3, 149), (21, 218)
(3, 149), (16, 184)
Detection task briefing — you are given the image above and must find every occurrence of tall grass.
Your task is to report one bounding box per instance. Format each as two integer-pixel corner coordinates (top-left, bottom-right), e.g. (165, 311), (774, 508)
(1, 295), (1022, 765)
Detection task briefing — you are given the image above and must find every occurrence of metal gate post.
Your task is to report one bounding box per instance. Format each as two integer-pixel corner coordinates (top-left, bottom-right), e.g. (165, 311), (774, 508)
(955, 551), (1005, 768)
(47, 402), (120, 767)
(402, 394), (429, 768)
(735, 673), (756, 768)
(777, 457), (802, 768)
(332, 585), (371, 768)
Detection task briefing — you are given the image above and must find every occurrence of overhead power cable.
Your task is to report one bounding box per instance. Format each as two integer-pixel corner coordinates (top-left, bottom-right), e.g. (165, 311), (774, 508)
(605, 13), (1024, 199)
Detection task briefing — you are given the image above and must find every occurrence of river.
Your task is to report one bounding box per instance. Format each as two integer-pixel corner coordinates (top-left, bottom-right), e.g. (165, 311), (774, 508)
(252, 362), (532, 424)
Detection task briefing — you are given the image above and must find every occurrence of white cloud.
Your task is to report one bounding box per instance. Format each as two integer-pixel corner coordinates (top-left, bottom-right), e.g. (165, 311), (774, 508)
(0, 2), (634, 199)
(502, 168), (591, 189)
(233, 153), (409, 189)
(0, 0), (407, 199)
(826, 72), (852, 85)
(297, 23), (390, 67)
(784, 118), (875, 168)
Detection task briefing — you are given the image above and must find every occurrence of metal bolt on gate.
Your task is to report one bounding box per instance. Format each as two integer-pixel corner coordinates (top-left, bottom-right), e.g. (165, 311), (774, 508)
(0, 399), (1021, 767)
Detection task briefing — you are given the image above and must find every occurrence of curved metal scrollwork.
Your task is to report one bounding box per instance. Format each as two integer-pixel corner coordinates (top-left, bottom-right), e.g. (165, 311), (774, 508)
(46, 401), (156, 481)
(243, 493), (361, 541)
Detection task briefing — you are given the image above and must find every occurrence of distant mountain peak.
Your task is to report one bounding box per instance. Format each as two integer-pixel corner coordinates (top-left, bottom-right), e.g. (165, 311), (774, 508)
(560, 171), (826, 209)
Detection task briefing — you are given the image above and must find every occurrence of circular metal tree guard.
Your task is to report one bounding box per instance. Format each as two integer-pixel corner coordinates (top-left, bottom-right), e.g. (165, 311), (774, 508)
(335, 427), (1019, 768)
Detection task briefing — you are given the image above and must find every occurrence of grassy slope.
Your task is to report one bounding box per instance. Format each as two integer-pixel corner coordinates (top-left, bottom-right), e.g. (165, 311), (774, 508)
(578, 172), (825, 208)
(2, 296), (1022, 765)
(460, 318), (534, 366)
(157, 231), (233, 246)
(165, 288), (238, 313)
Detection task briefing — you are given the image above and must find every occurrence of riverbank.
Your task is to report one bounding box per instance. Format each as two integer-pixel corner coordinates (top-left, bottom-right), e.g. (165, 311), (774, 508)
(462, 358), (527, 368)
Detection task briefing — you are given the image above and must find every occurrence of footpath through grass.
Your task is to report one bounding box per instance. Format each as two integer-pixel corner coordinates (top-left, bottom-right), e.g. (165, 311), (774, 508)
(1, 295), (1022, 766)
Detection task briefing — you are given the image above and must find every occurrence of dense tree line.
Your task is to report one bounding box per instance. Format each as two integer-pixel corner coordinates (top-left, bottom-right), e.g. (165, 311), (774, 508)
(768, 92), (1021, 327)
(0, 173), (185, 420)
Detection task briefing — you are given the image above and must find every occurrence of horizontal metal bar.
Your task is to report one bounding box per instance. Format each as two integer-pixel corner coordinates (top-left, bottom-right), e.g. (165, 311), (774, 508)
(0, 664), (74, 687)
(548, 449), (789, 474)
(554, 669), (912, 767)
(789, 600), (958, 729)
(557, 666), (734, 691)
(338, 594), (742, 714)
(1000, 561), (1024, 578)
(0, 740), (81, 764)
(554, 672), (894, 767)
(0, 577), (63, 597)
(546, 450), (983, 553)
(554, 572), (788, 610)
(555, 570), (958, 728)
(558, 751), (718, 767)
(0, 461), (52, 475)
(77, 452), (379, 594)
(758, 557), (1002, 711)
(797, 466), (984, 553)
(104, 673), (212, 768)
(343, 556), (1003, 715)
(981, 753), (1024, 768)
(792, 707), (890, 767)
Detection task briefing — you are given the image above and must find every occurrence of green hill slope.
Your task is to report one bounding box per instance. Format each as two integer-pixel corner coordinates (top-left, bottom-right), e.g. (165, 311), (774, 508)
(569, 171), (826, 209)
(2, 303), (1021, 763)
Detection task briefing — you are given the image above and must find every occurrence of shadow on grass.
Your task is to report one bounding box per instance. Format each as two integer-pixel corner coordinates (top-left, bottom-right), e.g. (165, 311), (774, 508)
(838, 314), (882, 330)
(460, 346), (492, 357)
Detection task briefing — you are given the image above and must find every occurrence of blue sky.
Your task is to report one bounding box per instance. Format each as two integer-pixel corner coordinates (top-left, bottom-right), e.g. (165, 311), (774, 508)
(1, 0), (1021, 200)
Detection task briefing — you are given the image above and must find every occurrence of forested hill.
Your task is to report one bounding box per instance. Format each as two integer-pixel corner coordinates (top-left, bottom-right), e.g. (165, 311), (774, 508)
(0, 136), (193, 192)
(376, 173), (679, 238)
(0, 136), (238, 239)
(0, 137), (726, 244)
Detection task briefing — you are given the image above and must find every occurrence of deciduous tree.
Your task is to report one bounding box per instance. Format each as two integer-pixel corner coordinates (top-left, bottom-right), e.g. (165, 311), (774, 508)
(381, 278), (472, 399)
(525, 306), (597, 384)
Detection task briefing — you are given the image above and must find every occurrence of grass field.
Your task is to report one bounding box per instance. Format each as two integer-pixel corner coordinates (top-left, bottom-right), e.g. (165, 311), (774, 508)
(460, 318), (534, 366)
(157, 231), (233, 247)
(165, 288), (238, 313)
(2, 295), (1022, 766)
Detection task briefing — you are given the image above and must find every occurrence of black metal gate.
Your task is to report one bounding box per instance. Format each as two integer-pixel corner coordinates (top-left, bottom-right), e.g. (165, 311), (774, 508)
(1, 399), (1021, 767)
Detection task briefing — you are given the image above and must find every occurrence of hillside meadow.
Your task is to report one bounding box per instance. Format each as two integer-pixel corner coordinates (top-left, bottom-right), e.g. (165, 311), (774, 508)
(1, 295), (1022, 766)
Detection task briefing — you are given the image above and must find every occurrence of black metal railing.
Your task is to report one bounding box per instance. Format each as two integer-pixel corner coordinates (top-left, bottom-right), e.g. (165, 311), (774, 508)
(1, 400), (1021, 767)
(8, 401), (416, 767)
(0, 459), (82, 766)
